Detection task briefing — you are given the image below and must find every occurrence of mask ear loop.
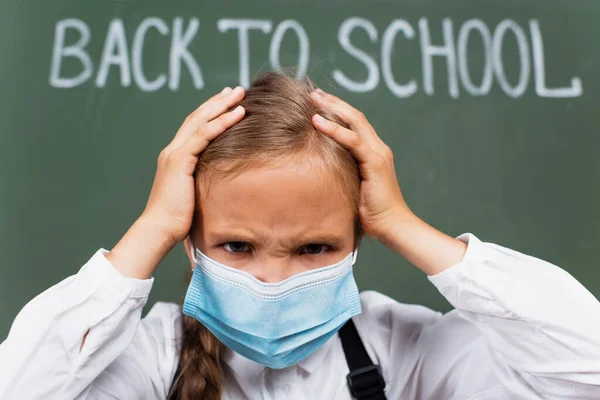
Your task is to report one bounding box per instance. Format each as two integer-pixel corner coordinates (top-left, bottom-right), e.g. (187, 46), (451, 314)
(189, 235), (198, 264)
(352, 248), (359, 265)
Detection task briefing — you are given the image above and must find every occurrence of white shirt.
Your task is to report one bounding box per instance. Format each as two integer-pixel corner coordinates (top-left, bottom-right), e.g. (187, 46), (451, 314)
(0, 234), (599, 400)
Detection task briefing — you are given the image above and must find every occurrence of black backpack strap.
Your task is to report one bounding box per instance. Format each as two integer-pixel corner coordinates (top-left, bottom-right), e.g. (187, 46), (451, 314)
(339, 319), (387, 400)
(167, 363), (182, 400)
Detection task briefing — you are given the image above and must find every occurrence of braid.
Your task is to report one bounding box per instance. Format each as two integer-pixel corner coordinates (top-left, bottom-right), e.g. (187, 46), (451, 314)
(168, 315), (223, 400)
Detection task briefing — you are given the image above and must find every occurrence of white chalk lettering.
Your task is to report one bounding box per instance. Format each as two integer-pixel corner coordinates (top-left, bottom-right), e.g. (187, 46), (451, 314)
(49, 19), (93, 88)
(269, 20), (310, 78)
(492, 20), (530, 98)
(381, 19), (417, 98)
(96, 19), (131, 88)
(419, 18), (459, 98)
(333, 17), (379, 92)
(132, 18), (169, 92)
(218, 19), (272, 88)
(170, 17), (203, 91)
(457, 19), (492, 96)
(46, 16), (583, 98)
(529, 20), (582, 98)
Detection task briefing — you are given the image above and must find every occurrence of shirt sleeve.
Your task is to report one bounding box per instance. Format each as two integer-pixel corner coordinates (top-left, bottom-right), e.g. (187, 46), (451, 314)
(0, 249), (178, 400)
(428, 233), (600, 397)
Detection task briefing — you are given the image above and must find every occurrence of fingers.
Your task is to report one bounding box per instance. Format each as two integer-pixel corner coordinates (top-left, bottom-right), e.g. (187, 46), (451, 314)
(201, 105), (246, 138)
(164, 105), (245, 175)
(197, 86), (233, 113)
(310, 89), (370, 134)
(212, 86), (233, 100)
(177, 86), (244, 139)
(176, 87), (232, 139)
(178, 105), (245, 156)
(195, 86), (245, 123)
(310, 88), (392, 158)
(312, 113), (371, 163)
(166, 86), (245, 153)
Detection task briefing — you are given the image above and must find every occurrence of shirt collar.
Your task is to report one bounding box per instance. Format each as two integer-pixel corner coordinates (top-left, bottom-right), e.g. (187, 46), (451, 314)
(222, 332), (337, 379)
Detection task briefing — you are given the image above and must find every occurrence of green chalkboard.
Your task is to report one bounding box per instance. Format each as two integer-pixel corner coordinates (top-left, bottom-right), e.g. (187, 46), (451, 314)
(1, 0), (599, 339)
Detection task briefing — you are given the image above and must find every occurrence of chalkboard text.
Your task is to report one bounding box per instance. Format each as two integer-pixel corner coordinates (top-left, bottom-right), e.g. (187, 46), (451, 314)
(49, 17), (583, 98)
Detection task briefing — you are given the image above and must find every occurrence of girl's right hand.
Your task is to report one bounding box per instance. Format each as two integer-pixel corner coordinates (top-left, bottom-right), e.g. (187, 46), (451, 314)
(143, 86), (246, 244)
(107, 86), (245, 279)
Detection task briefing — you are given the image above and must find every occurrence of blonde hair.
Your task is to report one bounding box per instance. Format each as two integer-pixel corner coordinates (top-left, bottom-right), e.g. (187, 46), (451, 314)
(169, 72), (362, 400)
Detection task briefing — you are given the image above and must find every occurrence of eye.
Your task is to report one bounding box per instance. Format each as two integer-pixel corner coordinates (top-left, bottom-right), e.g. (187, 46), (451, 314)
(223, 242), (251, 253)
(299, 244), (331, 255)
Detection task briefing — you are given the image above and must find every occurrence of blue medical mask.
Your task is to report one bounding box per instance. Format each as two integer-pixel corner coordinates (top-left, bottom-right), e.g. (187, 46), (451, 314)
(182, 245), (361, 369)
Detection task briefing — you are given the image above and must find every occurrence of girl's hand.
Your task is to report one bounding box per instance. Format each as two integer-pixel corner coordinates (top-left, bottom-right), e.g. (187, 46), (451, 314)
(310, 88), (467, 275)
(143, 86), (246, 244)
(107, 86), (245, 279)
(309, 88), (411, 242)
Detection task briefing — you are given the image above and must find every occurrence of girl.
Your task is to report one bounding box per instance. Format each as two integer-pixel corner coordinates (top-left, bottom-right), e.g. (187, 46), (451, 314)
(0, 73), (599, 400)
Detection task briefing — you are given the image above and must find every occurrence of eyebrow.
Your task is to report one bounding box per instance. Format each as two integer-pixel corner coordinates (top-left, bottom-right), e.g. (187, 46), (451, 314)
(207, 231), (346, 247)
(297, 234), (346, 247)
(207, 231), (258, 245)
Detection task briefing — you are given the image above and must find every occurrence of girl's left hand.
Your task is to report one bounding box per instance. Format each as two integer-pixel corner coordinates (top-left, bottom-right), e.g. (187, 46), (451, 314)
(309, 88), (413, 242)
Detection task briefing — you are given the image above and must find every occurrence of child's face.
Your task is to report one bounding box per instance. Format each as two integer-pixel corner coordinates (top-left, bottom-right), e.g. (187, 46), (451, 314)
(191, 159), (356, 283)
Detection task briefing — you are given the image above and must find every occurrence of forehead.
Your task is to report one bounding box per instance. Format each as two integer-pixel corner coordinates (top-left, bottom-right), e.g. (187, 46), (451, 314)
(199, 161), (354, 234)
